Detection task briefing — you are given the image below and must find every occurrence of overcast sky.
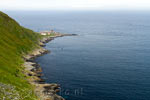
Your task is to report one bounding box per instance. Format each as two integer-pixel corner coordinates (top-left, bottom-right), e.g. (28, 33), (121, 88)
(0, 0), (150, 11)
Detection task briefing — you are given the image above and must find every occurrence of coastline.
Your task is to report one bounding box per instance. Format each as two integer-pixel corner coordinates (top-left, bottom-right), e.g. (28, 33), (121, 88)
(23, 33), (76, 100)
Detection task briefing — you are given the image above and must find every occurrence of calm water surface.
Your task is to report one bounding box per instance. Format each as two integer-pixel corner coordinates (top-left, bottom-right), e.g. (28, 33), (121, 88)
(6, 11), (150, 100)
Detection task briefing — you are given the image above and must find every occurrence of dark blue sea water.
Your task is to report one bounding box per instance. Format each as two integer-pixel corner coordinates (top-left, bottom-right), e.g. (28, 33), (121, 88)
(6, 11), (150, 100)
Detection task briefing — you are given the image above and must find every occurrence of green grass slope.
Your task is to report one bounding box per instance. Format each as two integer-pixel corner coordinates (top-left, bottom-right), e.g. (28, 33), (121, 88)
(0, 11), (41, 100)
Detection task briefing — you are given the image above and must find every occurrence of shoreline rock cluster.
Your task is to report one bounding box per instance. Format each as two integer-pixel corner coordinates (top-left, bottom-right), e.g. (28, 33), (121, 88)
(23, 33), (76, 100)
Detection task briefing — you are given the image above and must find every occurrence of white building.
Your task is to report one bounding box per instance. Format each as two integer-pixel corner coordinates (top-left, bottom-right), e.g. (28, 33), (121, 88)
(40, 32), (47, 35)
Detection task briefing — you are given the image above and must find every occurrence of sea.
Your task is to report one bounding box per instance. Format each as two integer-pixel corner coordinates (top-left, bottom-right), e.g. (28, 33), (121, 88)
(5, 10), (150, 100)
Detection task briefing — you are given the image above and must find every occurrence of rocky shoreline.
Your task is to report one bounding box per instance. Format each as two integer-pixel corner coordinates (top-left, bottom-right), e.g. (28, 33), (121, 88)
(23, 33), (76, 100)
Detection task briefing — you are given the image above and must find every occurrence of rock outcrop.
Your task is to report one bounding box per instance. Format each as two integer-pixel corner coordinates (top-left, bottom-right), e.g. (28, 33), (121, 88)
(23, 34), (68, 100)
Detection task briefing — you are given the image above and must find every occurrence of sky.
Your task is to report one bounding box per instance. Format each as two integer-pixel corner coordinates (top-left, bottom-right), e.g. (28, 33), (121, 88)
(0, 0), (150, 11)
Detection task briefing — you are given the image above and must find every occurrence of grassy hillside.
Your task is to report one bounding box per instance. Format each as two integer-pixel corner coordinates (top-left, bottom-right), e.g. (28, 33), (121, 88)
(0, 11), (41, 100)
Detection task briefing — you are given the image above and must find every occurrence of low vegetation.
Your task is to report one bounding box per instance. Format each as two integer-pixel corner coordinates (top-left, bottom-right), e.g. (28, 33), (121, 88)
(0, 11), (41, 100)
